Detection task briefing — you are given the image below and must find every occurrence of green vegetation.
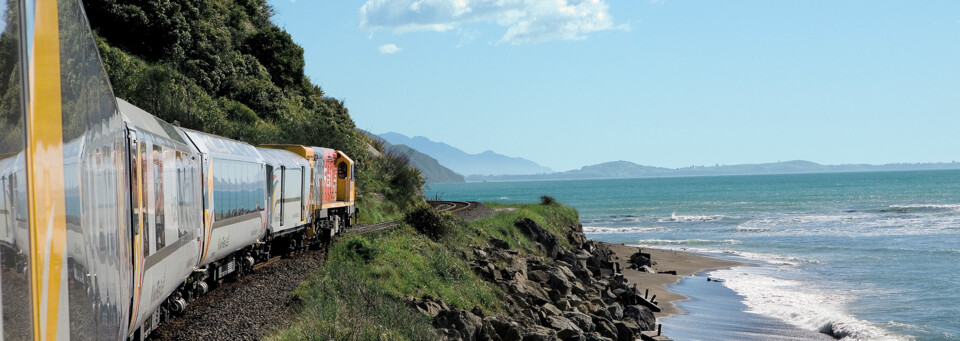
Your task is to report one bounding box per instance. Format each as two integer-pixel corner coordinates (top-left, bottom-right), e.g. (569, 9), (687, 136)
(272, 225), (499, 341)
(84, 0), (422, 215)
(271, 202), (582, 340)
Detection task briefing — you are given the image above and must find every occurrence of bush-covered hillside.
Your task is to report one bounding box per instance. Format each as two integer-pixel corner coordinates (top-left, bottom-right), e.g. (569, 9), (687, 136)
(84, 0), (422, 216)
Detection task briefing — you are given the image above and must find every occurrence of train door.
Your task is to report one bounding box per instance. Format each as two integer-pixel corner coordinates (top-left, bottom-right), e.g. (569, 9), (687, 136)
(279, 166), (286, 227)
(127, 129), (147, 335)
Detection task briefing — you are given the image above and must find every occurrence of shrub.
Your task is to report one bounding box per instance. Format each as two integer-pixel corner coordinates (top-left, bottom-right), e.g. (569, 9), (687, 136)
(343, 235), (375, 262)
(403, 203), (450, 241)
(540, 195), (556, 205)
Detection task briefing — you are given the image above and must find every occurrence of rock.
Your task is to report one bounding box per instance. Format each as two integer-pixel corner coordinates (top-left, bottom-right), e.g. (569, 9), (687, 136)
(555, 300), (573, 312)
(474, 248), (489, 260)
(556, 328), (585, 341)
(570, 282), (588, 297)
(407, 296), (449, 316)
(490, 237), (511, 249)
(548, 272), (572, 296)
(473, 306), (486, 318)
(485, 316), (523, 341)
(629, 251), (655, 268)
(546, 316), (582, 333)
(584, 334), (612, 341)
(528, 270), (551, 283)
(590, 315), (618, 340)
(607, 303), (624, 320)
(541, 303), (563, 316)
(623, 305), (656, 331)
(507, 279), (551, 305)
(515, 218), (560, 257)
(476, 263), (502, 282)
(563, 312), (596, 332)
(614, 320), (638, 341)
(567, 223), (588, 247)
(433, 309), (486, 341)
(523, 330), (559, 341)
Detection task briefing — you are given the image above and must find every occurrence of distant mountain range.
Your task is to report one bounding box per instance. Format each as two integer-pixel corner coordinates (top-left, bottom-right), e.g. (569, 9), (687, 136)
(362, 132), (464, 183)
(466, 160), (960, 182)
(378, 132), (553, 176)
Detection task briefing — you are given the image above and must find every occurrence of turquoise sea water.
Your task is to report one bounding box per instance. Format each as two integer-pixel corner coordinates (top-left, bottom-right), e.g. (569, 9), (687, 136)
(428, 170), (960, 340)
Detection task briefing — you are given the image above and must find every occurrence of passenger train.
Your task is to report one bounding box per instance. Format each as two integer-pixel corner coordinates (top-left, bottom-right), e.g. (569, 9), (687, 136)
(0, 0), (356, 339)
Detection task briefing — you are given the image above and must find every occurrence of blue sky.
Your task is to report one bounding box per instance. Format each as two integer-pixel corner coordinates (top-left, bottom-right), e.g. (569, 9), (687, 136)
(269, 0), (960, 171)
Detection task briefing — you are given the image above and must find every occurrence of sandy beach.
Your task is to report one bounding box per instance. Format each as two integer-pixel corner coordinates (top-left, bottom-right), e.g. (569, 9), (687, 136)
(602, 243), (743, 317)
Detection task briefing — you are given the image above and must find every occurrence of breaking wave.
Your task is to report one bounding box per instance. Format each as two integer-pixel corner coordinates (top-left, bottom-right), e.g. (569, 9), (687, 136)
(710, 268), (908, 341)
(582, 226), (667, 233)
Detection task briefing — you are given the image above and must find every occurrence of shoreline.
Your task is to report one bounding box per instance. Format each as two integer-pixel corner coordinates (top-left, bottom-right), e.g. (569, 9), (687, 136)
(600, 243), (744, 318)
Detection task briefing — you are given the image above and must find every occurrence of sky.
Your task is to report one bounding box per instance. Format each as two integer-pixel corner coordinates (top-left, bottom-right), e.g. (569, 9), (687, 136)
(268, 0), (960, 172)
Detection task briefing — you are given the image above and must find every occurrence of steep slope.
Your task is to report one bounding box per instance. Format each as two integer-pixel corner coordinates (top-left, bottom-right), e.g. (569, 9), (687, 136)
(379, 132), (552, 176)
(386, 144), (465, 184)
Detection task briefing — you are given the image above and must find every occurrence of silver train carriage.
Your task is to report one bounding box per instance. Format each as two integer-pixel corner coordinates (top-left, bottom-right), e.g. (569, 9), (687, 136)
(256, 148), (311, 238)
(179, 128), (268, 279)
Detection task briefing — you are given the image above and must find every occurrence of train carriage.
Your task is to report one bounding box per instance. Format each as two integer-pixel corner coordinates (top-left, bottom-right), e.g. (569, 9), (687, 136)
(117, 99), (205, 338)
(180, 128), (267, 278)
(257, 148), (311, 239)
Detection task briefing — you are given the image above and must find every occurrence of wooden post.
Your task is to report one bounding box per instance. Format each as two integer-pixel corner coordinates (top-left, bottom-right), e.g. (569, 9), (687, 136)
(658, 324), (662, 336)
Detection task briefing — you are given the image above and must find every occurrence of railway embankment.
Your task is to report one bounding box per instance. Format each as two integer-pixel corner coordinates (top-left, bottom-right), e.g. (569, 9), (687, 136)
(268, 200), (669, 341)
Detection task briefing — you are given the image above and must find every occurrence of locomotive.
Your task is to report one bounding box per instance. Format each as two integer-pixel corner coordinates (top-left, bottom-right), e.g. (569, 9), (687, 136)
(0, 0), (356, 339)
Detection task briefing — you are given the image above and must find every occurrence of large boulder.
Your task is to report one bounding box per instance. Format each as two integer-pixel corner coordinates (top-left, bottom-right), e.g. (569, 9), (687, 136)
(528, 270), (551, 283)
(546, 315), (582, 333)
(567, 224), (588, 247)
(515, 218), (560, 257)
(547, 272), (572, 296)
(562, 312), (596, 332)
(434, 309), (486, 340)
(623, 305), (656, 331)
(606, 303), (624, 320)
(485, 316), (523, 341)
(590, 315), (619, 340)
(556, 328), (585, 341)
(614, 320), (639, 341)
(629, 251), (655, 268)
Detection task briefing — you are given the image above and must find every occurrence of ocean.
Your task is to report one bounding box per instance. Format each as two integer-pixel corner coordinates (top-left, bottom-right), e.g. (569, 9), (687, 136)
(427, 170), (960, 340)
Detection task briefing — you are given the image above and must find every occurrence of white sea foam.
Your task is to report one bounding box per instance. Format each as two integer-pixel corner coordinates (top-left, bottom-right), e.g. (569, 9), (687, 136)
(888, 203), (960, 211)
(733, 225), (774, 233)
(658, 213), (726, 222)
(582, 226), (667, 233)
(710, 268), (909, 341)
(632, 238), (741, 246)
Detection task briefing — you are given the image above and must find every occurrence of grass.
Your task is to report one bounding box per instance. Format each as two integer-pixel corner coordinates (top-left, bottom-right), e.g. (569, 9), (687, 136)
(355, 193), (404, 225)
(270, 201), (581, 341)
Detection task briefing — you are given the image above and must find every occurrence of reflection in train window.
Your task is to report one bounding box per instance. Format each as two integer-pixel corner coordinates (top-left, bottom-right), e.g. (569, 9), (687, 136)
(154, 145), (165, 250)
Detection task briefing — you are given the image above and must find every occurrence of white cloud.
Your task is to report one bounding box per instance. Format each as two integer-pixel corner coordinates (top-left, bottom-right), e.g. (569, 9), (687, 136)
(359, 0), (624, 45)
(379, 43), (403, 54)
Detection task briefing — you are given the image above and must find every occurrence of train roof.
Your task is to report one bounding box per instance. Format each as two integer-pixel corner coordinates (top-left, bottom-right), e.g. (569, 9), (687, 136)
(116, 98), (191, 148)
(256, 147), (310, 168)
(180, 128), (263, 163)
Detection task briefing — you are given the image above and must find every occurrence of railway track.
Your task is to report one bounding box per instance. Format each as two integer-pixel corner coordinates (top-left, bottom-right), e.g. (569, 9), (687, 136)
(345, 200), (474, 235)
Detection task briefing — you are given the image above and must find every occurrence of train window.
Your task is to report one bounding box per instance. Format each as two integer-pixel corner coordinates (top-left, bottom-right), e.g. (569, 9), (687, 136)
(131, 141), (141, 238)
(154, 145), (165, 250)
(142, 141), (151, 256)
(338, 161), (347, 179)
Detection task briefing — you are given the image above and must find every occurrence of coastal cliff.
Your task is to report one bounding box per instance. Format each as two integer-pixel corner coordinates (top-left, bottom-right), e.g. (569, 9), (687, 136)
(271, 200), (676, 341)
